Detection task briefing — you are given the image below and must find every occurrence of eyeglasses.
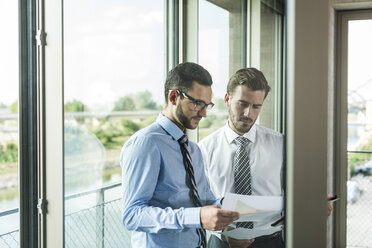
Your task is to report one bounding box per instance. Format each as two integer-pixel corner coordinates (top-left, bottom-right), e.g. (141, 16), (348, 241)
(177, 90), (214, 111)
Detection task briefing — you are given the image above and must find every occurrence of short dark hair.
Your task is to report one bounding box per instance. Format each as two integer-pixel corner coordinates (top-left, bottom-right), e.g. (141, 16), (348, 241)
(227, 68), (271, 99)
(164, 62), (213, 104)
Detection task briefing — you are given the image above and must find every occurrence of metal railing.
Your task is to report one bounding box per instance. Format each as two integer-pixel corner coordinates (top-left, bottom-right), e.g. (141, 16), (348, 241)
(0, 182), (131, 248)
(347, 151), (372, 248)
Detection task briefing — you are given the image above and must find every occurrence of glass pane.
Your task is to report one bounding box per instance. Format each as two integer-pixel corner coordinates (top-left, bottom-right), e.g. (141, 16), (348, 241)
(347, 19), (372, 248)
(198, 0), (232, 141)
(257, 1), (283, 132)
(63, 1), (164, 247)
(0, 1), (19, 247)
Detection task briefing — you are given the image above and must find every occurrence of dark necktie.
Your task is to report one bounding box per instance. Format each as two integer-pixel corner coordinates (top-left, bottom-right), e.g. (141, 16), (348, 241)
(178, 134), (206, 247)
(234, 136), (254, 229)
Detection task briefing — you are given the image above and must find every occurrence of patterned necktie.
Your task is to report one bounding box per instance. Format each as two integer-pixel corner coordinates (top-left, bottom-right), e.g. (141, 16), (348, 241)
(178, 134), (206, 247)
(234, 136), (254, 229)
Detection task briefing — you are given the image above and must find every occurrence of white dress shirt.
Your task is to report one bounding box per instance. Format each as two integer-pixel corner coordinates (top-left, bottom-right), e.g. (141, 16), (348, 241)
(199, 122), (284, 228)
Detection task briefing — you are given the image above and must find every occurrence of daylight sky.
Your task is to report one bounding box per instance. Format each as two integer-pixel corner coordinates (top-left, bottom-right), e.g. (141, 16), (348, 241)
(1, 1), (371, 109)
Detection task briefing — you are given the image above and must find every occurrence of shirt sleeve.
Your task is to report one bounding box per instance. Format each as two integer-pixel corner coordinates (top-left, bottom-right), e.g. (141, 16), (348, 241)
(120, 136), (201, 233)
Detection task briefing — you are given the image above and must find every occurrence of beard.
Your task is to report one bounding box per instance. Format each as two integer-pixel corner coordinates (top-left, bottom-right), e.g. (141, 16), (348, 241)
(228, 108), (255, 134)
(175, 103), (201, 130)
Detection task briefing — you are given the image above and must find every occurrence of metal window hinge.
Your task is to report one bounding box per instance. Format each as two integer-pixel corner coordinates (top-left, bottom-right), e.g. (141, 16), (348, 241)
(35, 29), (47, 46)
(37, 198), (48, 215)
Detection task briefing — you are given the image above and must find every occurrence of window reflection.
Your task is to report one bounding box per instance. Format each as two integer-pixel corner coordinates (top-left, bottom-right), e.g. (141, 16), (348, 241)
(64, 1), (164, 247)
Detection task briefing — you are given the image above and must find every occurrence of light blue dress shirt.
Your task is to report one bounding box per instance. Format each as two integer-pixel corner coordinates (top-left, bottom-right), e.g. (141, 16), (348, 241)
(120, 113), (219, 248)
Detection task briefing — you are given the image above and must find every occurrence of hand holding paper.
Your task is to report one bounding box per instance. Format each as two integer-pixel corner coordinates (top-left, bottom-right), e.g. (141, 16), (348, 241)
(221, 193), (284, 240)
(222, 193), (283, 222)
(200, 205), (240, 231)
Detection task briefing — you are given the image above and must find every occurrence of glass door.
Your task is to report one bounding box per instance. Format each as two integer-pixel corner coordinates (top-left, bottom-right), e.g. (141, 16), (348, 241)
(337, 10), (372, 248)
(346, 18), (372, 248)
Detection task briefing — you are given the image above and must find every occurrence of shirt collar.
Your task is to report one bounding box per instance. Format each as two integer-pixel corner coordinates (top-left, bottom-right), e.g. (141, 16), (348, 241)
(224, 121), (257, 144)
(156, 113), (185, 141)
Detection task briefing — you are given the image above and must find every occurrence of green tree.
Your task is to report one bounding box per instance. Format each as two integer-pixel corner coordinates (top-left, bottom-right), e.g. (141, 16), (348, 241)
(89, 121), (123, 148)
(64, 100), (85, 112)
(121, 119), (140, 136)
(199, 117), (213, 129)
(9, 100), (18, 113)
(349, 135), (372, 176)
(113, 96), (135, 111)
(134, 91), (159, 110)
(215, 97), (226, 110)
(0, 142), (18, 163)
(0, 102), (6, 108)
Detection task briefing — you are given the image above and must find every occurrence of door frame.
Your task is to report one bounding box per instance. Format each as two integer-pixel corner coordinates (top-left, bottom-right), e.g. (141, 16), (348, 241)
(335, 9), (372, 248)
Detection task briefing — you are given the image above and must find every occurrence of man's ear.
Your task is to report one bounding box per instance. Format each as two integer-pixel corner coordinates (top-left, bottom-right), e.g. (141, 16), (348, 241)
(224, 93), (231, 107)
(168, 90), (178, 106)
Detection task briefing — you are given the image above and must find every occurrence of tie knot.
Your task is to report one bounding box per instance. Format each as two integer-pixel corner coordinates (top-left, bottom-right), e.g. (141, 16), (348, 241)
(178, 134), (188, 145)
(235, 136), (248, 147)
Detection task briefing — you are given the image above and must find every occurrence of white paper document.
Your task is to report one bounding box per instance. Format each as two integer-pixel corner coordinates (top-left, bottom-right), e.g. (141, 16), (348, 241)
(222, 225), (283, 240)
(222, 193), (283, 222)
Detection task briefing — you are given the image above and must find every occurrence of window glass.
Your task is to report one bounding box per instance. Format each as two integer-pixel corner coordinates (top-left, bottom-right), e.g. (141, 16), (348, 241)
(63, 1), (164, 246)
(0, 1), (20, 247)
(257, 1), (283, 132)
(198, 0), (233, 141)
(347, 19), (372, 247)
(198, 0), (284, 140)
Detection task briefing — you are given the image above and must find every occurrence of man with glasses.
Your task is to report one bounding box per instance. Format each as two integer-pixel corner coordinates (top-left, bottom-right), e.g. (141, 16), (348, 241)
(121, 62), (240, 248)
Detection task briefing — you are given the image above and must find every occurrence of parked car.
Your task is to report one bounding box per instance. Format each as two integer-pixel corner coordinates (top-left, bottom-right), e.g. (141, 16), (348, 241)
(353, 163), (372, 176)
(347, 180), (361, 204)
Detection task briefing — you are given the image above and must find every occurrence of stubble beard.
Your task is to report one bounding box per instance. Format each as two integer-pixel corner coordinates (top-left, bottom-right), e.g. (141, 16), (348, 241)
(229, 108), (254, 134)
(176, 103), (197, 130)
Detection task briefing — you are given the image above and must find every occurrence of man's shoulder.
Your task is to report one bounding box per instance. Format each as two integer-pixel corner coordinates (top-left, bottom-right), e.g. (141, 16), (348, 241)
(255, 124), (283, 143)
(126, 122), (165, 145)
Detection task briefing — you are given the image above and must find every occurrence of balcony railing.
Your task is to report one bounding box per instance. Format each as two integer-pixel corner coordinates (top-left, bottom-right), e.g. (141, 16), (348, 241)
(0, 182), (131, 248)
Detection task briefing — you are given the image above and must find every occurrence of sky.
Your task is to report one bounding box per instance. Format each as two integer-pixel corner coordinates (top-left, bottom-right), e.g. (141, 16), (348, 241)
(348, 20), (372, 104)
(0, 1), (19, 106)
(0, 0), (229, 111)
(1, 1), (371, 109)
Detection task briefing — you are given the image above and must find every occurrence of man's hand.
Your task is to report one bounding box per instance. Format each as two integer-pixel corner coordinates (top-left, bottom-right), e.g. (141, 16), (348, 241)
(224, 226), (255, 248)
(200, 205), (240, 231)
(327, 194), (334, 216)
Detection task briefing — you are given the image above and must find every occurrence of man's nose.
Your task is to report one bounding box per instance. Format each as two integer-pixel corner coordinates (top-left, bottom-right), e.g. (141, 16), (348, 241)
(199, 106), (207, 117)
(243, 106), (251, 116)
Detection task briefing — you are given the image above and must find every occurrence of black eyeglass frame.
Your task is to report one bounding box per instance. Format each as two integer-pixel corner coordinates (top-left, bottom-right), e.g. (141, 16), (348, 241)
(176, 90), (215, 111)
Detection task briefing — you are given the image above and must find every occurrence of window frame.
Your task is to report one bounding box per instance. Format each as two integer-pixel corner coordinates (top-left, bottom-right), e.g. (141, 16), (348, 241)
(19, 0), (39, 247)
(38, 0), (286, 246)
(335, 9), (372, 248)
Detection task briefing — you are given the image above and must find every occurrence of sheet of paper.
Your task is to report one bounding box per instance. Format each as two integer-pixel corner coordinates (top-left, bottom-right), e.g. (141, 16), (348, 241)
(222, 193), (283, 222)
(222, 225), (283, 240)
